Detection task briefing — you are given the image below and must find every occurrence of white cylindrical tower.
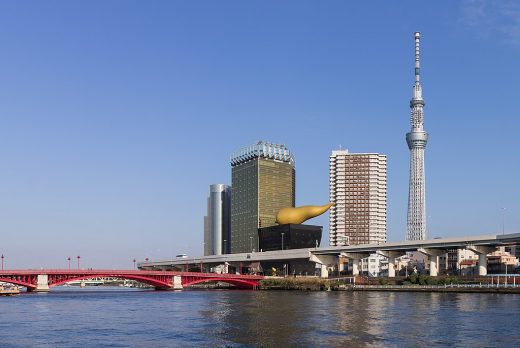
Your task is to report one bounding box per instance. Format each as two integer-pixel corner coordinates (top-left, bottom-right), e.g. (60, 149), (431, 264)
(406, 32), (428, 241)
(204, 184), (231, 255)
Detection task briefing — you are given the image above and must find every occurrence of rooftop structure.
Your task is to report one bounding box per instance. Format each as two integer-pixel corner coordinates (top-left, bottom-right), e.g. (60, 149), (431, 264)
(230, 141), (295, 167)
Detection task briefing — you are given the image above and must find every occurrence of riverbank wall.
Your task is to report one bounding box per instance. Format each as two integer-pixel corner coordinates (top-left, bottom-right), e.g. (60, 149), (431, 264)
(350, 285), (520, 294)
(259, 277), (520, 293)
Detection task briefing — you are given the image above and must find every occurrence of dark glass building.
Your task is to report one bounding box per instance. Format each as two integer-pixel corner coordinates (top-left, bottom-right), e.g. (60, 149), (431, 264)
(258, 224), (322, 251)
(230, 141), (295, 253)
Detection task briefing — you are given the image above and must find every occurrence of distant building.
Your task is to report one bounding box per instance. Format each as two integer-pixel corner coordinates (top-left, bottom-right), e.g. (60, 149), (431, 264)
(329, 149), (387, 246)
(459, 259), (478, 276)
(230, 141), (295, 253)
(395, 254), (412, 276)
(361, 254), (388, 277)
(487, 250), (517, 274)
(446, 249), (478, 274)
(505, 245), (520, 260)
(204, 184), (231, 256)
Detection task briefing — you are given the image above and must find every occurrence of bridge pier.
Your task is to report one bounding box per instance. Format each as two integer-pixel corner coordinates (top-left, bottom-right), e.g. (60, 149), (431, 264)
(342, 253), (370, 276)
(376, 251), (403, 278)
(309, 254), (337, 278)
(34, 274), (49, 292)
(417, 248), (446, 277)
(467, 245), (496, 276)
(172, 275), (183, 290)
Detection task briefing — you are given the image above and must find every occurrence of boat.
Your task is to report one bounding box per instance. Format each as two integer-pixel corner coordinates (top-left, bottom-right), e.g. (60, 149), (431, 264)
(0, 285), (20, 296)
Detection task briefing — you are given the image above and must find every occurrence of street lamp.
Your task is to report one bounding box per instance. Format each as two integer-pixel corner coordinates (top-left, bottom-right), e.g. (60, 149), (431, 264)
(77, 256), (80, 270)
(67, 257), (71, 270)
(145, 257), (149, 269)
(502, 207), (506, 235)
(1, 254), (4, 271)
(223, 239), (227, 254)
(281, 232), (285, 250)
(133, 259), (136, 270)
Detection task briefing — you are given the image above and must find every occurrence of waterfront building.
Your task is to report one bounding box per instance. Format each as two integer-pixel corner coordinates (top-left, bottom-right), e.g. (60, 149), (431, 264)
(360, 254), (388, 277)
(446, 249), (478, 274)
(487, 250), (518, 274)
(459, 259), (478, 276)
(230, 141), (295, 253)
(204, 184), (231, 255)
(505, 245), (520, 260)
(395, 254), (412, 276)
(329, 149), (387, 246)
(406, 32), (429, 241)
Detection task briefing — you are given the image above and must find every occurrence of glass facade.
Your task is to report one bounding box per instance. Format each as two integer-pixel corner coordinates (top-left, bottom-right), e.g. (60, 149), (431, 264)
(258, 224), (322, 251)
(230, 142), (295, 254)
(204, 184), (231, 255)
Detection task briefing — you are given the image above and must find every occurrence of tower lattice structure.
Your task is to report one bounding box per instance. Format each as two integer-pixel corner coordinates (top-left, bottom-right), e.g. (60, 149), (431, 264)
(406, 32), (428, 241)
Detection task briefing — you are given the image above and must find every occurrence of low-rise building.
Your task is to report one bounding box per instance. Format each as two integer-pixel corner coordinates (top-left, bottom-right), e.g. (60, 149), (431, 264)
(487, 250), (517, 274)
(446, 249), (478, 275)
(459, 259), (478, 276)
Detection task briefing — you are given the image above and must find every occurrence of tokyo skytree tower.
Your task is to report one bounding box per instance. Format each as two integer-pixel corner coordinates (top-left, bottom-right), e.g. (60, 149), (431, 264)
(406, 32), (428, 241)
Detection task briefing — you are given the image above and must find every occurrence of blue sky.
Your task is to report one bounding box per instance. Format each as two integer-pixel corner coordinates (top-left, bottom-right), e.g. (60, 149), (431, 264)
(1, 1), (519, 268)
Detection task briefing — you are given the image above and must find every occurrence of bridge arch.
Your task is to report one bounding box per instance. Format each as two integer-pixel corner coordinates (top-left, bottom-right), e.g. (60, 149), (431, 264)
(49, 275), (173, 289)
(183, 277), (260, 289)
(0, 277), (36, 290)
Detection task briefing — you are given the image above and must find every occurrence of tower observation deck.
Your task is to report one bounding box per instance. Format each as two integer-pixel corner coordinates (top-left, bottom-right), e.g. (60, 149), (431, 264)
(406, 32), (428, 241)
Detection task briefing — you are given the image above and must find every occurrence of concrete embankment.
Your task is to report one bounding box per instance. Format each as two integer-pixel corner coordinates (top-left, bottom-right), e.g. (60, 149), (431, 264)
(350, 285), (520, 293)
(259, 277), (520, 293)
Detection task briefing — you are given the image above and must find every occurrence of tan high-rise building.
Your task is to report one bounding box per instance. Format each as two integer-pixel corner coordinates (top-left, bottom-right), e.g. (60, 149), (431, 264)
(230, 141), (295, 253)
(329, 150), (387, 246)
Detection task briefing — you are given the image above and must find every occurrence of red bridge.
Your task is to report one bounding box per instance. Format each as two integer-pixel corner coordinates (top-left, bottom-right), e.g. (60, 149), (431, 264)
(0, 270), (263, 292)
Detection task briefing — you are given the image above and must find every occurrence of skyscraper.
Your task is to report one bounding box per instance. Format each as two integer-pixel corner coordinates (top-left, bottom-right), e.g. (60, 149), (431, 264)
(204, 184), (231, 256)
(406, 32), (428, 241)
(230, 141), (295, 253)
(329, 150), (387, 246)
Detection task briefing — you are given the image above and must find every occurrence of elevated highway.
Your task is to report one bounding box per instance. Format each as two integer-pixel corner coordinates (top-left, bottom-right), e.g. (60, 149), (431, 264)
(141, 233), (520, 277)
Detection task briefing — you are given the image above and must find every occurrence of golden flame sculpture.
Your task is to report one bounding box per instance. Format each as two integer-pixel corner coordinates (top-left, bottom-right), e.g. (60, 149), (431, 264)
(275, 202), (334, 225)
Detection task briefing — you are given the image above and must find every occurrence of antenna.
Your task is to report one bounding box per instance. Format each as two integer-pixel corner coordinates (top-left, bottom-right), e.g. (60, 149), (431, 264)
(414, 32), (420, 83)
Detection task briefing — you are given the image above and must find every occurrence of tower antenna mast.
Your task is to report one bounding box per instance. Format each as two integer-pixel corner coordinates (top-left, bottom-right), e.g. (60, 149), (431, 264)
(406, 32), (429, 241)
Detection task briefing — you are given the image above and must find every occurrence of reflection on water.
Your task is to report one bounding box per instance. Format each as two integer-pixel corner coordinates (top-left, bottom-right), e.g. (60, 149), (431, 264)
(0, 288), (519, 347)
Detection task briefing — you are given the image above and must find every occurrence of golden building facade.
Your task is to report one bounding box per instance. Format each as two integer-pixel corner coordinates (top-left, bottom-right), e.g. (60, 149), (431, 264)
(230, 142), (295, 253)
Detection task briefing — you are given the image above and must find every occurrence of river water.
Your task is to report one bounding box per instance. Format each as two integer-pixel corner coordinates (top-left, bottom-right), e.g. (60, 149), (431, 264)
(1, 288), (519, 347)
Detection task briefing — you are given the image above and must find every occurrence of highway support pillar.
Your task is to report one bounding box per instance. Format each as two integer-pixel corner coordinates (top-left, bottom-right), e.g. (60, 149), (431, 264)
(467, 245), (496, 276)
(417, 248), (446, 277)
(376, 251), (404, 278)
(341, 253), (370, 276)
(172, 275), (183, 290)
(35, 274), (50, 292)
(309, 254), (338, 278)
